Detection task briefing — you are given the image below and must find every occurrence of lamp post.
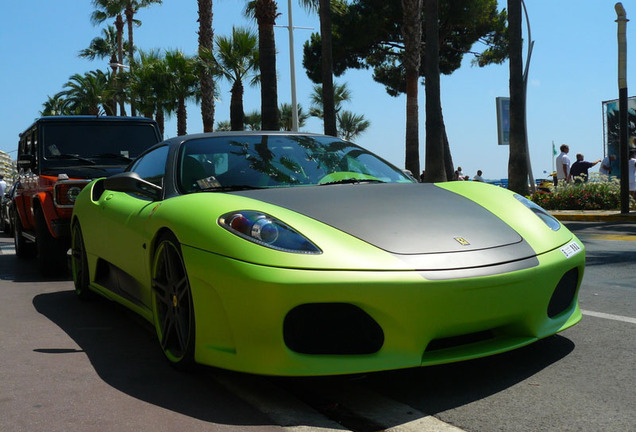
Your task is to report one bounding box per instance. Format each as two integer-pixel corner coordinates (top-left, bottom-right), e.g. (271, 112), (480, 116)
(521, 0), (536, 193)
(276, 1), (312, 131)
(615, 3), (630, 214)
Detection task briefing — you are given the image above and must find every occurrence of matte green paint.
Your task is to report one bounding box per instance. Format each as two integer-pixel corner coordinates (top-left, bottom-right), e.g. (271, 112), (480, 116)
(72, 179), (585, 376)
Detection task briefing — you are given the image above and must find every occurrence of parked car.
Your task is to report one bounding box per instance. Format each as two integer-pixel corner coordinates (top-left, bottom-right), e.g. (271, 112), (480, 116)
(71, 132), (585, 376)
(0, 182), (17, 235)
(14, 116), (162, 275)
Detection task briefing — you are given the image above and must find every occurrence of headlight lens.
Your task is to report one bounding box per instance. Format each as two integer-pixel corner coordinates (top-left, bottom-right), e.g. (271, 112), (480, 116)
(219, 211), (322, 254)
(514, 194), (561, 231)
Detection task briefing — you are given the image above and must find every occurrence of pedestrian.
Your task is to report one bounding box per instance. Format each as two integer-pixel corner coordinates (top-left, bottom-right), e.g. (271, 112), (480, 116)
(473, 170), (484, 182)
(629, 150), (636, 200)
(599, 154), (616, 176)
(0, 176), (6, 197)
(454, 167), (466, 181)
(556, 144), (571, 184)
(570, 153), (601, 183)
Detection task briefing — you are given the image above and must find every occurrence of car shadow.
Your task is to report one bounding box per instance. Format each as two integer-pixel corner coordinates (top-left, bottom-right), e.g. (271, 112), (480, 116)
(32, 290), (276, 426)
(33, 289), (576, 430)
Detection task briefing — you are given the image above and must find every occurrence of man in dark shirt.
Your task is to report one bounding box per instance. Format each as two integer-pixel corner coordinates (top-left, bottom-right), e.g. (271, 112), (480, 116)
(570, 153), (601, 183)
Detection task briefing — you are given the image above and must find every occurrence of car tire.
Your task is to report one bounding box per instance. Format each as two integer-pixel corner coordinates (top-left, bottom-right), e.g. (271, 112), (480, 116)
(14, 211), (35, 259)
(71, 221), (92, 300)
(151, 232), (196, 370)
(35, 207), (68, 276)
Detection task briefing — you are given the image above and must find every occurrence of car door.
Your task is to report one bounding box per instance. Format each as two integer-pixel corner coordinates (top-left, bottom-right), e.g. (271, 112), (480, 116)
(95, 145), (169, 308)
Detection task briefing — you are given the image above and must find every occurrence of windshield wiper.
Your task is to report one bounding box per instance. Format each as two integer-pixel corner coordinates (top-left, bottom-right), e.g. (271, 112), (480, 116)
(90, 153), (133, 162)
(319, 178), (385, 186)
(47, 154), (96, 165)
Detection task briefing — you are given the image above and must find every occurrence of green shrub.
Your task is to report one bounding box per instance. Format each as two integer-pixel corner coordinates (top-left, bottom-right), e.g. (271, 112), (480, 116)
(529, 175), (634, 210)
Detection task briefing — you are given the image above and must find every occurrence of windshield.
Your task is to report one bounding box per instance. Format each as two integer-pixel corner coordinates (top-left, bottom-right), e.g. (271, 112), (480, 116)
(178, 134), (414, 193)
(41, 122), (159, 165)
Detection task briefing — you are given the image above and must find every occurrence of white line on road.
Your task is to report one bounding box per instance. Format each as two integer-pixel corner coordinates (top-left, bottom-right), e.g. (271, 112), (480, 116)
(582, 309), (636, 324)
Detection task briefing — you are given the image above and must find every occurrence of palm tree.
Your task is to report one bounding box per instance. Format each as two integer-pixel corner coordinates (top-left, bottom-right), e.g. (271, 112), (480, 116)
(244, 110), (262, 130)
(507, 0), (528, 194)
(90, 0), (127, 114)
(130, 49), (173, 135)
(123, 0), (163, 116)
(280, 103), (309, 130)
(216, 120), (232, 131)
(299, 0), (339, 136)
(252, 0), (280, 130)
(215, 27), (259, 130)
(423, 0), (445, 182)
(309, 82), (350, 119)
(198, 0), (216, 132)
(56, 70), (113, 116)
(401, 0), (422, 180)
(79, 25), (128, 115)
(41, 95), (68, 116)
(165, 50), (200, 135)
(337, 110), (370, 141)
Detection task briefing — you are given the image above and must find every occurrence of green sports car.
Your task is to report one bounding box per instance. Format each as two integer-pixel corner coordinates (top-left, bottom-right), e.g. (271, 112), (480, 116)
(71, 132), (585, 376)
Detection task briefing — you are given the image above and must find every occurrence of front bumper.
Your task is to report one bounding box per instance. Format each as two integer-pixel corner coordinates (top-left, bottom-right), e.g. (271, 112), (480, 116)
(183, 242), (584, 376)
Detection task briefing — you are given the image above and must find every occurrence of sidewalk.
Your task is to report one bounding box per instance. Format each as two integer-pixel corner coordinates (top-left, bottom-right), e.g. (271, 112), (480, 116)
(550, 210), (636, 222)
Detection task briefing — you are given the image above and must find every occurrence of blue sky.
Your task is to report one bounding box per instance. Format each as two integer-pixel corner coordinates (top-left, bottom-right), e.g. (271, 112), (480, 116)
(0, 0), (633, 180)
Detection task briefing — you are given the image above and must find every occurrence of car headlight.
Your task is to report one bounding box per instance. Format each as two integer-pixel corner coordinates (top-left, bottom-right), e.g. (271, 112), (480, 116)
(219, 211), (322, 254)
(514, 194), (561, 231)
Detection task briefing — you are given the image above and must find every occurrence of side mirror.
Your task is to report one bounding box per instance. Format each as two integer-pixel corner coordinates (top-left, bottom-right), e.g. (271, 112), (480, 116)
(17, 154), (34, 170)
(103, 172), (162, 201)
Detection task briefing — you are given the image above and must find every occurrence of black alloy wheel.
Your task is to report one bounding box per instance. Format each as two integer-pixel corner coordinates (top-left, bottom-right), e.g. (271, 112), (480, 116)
(151, 232), (196, 369)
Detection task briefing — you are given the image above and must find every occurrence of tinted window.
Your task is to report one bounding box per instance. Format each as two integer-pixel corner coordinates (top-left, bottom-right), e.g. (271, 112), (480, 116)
(40, 122), (159, 163)
(129, 146), (168, 187)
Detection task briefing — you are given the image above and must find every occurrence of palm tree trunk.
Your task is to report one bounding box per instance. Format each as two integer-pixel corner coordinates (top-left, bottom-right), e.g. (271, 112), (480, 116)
(115, 14), (127, 116)
(198, 0), (215, 132)
(155, 102), (165, 138)
(507, 0), (528, 194)
(177, 97), (187, 136)
(423, 0), (445, 182)
(319, 0), (337, 136)
(230, 80), (245, 130)
(256, 0), (279, 131)
(125, 2), (136, 116)
(402, 0), (422, 180)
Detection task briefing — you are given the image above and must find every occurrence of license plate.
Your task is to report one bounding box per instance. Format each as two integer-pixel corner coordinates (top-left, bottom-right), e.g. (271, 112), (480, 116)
(560, 241), (582, 259)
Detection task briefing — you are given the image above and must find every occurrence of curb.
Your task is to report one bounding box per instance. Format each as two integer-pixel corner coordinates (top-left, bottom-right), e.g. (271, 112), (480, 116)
(551, 211), (636, 223)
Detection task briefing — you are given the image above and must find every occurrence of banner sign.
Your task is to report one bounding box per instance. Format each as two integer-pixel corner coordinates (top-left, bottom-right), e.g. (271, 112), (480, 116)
(496, 97), (510, 146)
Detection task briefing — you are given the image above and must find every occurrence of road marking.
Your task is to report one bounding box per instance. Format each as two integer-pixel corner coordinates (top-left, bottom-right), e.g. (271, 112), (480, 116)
(585, 233), (636, 242)
(582, 309), (636, 324)
(211, 371), (466, 432)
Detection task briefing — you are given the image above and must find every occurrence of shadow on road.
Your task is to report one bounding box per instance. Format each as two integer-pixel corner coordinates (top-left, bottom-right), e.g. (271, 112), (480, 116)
(32, 290), (275, 427)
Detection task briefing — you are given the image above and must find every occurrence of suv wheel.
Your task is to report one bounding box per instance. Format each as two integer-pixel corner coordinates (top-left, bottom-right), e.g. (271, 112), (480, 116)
(14, 211), (36, 259)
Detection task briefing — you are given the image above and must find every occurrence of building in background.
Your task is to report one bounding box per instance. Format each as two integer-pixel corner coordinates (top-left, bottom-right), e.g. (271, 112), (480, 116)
(0, 151), (16, 186)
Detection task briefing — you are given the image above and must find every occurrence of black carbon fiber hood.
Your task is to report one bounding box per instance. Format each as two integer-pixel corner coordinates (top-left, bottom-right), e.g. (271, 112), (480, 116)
(231, 183), (525, 255)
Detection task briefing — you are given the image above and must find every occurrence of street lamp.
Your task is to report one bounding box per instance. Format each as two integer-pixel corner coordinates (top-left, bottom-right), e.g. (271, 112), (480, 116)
(615, 2), (630, 214)
(276, 0), (312, 131)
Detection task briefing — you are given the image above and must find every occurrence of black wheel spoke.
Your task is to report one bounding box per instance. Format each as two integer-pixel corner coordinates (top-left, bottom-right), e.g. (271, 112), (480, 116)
(152, 235), (193, 365)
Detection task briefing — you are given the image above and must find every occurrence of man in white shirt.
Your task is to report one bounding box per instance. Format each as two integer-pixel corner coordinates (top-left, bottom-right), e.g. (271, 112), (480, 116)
(599, 155), (616, 176)
(556, 144), (571, 184)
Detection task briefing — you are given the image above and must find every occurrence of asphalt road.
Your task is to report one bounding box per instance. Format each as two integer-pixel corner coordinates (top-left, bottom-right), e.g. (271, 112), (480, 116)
(0, 221), (634, 432)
